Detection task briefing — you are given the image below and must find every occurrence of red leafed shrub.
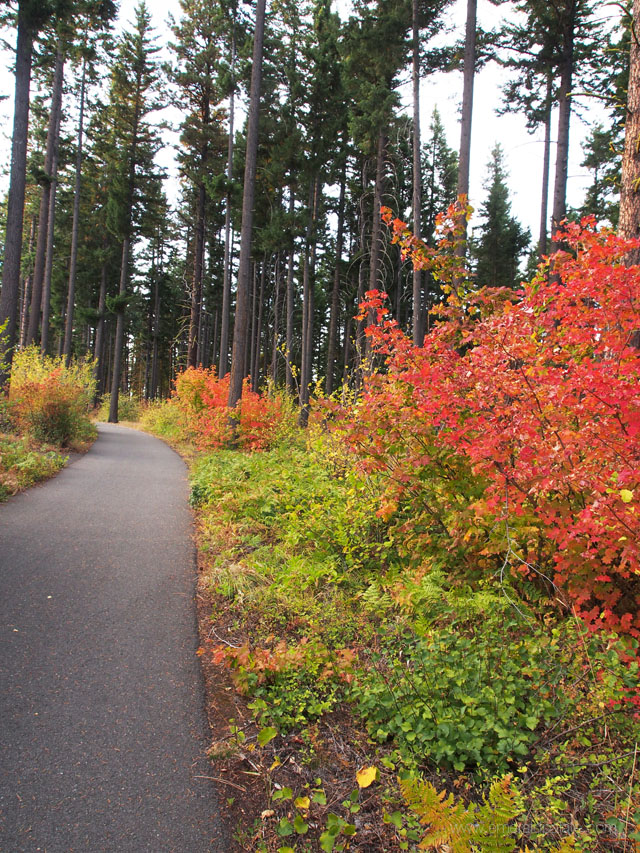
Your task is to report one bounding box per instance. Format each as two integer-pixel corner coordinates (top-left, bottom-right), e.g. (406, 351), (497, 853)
(172, 367), (295, 451)
(328, 210), (640, 639)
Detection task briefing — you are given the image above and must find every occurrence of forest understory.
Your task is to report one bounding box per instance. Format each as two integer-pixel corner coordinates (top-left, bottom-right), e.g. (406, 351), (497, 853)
(168, 437), (639, 853)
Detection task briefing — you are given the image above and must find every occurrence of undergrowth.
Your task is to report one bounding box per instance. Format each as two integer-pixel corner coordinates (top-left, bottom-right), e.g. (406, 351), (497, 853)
(172, 427), (640, 852)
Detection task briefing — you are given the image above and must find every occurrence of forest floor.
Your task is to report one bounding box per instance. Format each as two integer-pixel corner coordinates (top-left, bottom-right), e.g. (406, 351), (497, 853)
(138, 419), (640, 853)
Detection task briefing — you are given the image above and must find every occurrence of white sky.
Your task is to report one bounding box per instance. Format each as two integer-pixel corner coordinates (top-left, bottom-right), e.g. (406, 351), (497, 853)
(0, 0), (616, 241)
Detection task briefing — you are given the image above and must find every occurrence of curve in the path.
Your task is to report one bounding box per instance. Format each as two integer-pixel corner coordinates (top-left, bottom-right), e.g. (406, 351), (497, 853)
(0, 423), (227, 853)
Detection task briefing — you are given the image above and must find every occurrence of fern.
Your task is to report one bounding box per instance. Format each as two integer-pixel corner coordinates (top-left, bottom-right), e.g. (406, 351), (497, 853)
(400, 774), (583, 852)
(400, 774), (521, 852)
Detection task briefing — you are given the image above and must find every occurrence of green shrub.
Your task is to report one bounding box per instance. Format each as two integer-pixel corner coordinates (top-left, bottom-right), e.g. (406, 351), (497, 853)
(96, 393), (141, 423)
(0, 434), (66, 498)
(139, 398), (186, 441)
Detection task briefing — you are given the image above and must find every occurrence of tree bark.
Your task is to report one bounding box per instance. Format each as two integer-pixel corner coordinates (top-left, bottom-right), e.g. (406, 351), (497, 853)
(0, 8), (33, 381)
(326, 164), (346, 395)
(455, 0), (476, 258)
(457, 0), (476, 201)
(64, 56), (87, 364)
(109, 237), (130, 422)
(26, 47), (64, 347)
(365, 132), (386, 363)
(40, 92), (63, 355)
(19, 215), (36, 347)
(228, 0), (266, 410)
(412, 0), (422, 344)
(188, 182), (206, 367)
(285, 190), (295, 392)
(538, 75), (553, 258)
(619, 0), (640, 259)
(219, 30), (235, 379)
(550, 2), (576, 251)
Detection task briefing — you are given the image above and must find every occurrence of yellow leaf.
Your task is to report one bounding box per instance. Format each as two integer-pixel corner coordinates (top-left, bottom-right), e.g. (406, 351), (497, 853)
(620, 489), (634, 503)
(356, 766), (378, 788)
(195, 647), (205, 656)
(294, 796), (310, 811)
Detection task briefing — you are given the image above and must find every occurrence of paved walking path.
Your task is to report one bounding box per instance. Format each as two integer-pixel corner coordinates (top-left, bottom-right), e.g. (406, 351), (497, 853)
(0, 424), (226, 852)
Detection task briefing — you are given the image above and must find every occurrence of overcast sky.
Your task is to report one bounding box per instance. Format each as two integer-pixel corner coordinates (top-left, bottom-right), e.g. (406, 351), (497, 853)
(0, 0), (617, 241)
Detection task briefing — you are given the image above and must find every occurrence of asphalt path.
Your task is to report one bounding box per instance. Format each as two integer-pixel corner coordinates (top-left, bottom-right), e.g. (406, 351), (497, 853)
(0, 424), (227, 852)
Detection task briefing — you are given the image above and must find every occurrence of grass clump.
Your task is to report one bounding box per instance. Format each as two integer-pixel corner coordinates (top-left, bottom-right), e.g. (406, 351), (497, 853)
(0, 432), (66, 500)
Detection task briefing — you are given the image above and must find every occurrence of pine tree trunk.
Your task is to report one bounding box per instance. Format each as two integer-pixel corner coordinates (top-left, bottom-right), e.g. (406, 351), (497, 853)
(365, 132), (386, 363)
(326, 164), (346, 395)
(538, 74), (553, 258)
(551, 4), (576, 251)
(151, 269), (160, 398)
(109, 237), (130, 422)
(228, 0), (266, 410)
(412, 0), (422, 344)
(63, 56), (87, 364)
(270, 252), (281, 384)
(285, 190), (295, 392)
(252, 257), (266, 392)
(94, 252), (108, 399)
(619, 0), (640, 260)
(188, 182), (206, 367)
(19, 215), (36, 347)
(455, 0), (476, 258)
(0, 9), (34, 380)
(26, 47), (64, 347)
(40, 96), (63, 355)
(457, 0), (476, 201)
(219, 33), (235, 379)
(299, 178), (320, 425)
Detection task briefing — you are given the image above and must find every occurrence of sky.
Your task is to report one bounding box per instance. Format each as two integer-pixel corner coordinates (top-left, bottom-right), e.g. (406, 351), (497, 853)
(0, 0), (617, 242)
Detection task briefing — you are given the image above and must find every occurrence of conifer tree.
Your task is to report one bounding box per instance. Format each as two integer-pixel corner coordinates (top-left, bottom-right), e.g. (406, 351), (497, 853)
(105, 2), (164, 422)
(472, 143), (530, 288)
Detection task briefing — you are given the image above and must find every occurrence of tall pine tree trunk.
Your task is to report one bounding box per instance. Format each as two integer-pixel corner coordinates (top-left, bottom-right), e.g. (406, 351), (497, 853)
(40, 96), (62, 355)
(326, 164), (346, 395)
(538, 75), (553, 257)
(285, 190), (295, 392)
(109, 237), (130, 421)
(455, 0), (476, 256)
(619, 0), (640, 261)
(550, 4), (576, 251)
(19, 215), (36, 347)
(63, 56), (87, 364)
(412, 0), (422, 344)
(219, 31), (235, 379)
(228, 0), (266, 410)
(26, 47), (64, 346)
(188, 182), (206, 367)
(299, 178), (320, 425)
(365, 132), (385, 363)
(0, 9), (34, 381)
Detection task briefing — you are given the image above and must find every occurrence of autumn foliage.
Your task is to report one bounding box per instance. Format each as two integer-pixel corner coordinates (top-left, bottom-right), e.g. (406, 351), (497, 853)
(172, 366), (295, 451)
(327, 209), (640, 640)
(8, 346), (96, 447)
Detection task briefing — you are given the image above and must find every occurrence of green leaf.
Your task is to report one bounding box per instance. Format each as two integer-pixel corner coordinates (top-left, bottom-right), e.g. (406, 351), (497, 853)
(319, 831), (336, 852)
(312, 789), (327, 805)
(293, 815), (309, 834)
(258, 726), (278, 747)
(277, 818), (294, 837)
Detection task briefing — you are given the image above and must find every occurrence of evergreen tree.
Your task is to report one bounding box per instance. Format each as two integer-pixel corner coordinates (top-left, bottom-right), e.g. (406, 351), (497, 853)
(105, 1), (164, 421)
(472, 143), (530, 288)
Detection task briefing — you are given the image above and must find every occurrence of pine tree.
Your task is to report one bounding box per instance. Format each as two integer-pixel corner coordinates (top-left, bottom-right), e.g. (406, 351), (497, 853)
(472, 143), (530, 288)
(105, 1), (164, 422)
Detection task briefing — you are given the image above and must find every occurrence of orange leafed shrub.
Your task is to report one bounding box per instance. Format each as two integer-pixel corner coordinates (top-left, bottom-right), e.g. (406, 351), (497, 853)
(172, 366), (295, 451)
(9, 346), (95, 447)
